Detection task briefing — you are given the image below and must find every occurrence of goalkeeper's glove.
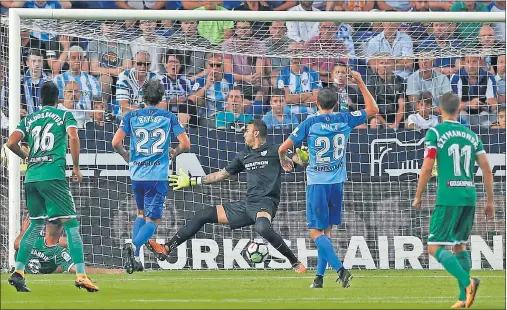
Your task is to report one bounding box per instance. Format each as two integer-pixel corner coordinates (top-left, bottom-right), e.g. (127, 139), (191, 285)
(169, 168), (202, 190)
(296, 146), (309, 164)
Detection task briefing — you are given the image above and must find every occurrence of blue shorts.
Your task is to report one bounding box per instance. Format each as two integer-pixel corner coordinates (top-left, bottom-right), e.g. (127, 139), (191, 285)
(132, 180), (169, 219)
(306, 183), (343, 230)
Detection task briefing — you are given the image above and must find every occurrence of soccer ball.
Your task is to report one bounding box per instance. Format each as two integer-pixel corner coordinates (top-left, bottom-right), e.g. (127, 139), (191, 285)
(246, 241), (269, 264)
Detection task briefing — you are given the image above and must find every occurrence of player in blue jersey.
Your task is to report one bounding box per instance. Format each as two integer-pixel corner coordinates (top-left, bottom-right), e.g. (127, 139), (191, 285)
(278, 71), (379, 289)
(112, 79), (190, 274)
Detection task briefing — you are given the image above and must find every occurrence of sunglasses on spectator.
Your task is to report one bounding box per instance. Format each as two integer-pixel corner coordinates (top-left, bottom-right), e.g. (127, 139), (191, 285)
(136, 62), (151, 66)
(209, 63), (222, 68)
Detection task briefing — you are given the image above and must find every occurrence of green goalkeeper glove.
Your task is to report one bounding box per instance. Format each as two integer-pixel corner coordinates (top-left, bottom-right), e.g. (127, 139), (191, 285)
(169, 168), (202, 190)
(296, 146), (309, 164)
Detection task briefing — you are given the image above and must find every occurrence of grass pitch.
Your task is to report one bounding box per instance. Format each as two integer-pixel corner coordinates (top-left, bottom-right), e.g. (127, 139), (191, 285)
(1, 270), (505, 309)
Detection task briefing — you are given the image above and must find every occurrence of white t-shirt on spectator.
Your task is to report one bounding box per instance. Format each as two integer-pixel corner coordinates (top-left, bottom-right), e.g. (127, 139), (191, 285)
(286, 5), (320, 42)
(126, 1), (158, 9)
(0, 110), (7, 129)
(490, 4), (506, 42)
(407, 113), (439, 130)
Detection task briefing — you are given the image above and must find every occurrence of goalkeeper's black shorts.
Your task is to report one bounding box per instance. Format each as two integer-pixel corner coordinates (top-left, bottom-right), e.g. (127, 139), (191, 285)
(222, 198), (278, 229)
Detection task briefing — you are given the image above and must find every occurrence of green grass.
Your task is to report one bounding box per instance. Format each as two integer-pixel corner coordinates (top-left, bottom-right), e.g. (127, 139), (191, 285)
(1, 270), (505, 309)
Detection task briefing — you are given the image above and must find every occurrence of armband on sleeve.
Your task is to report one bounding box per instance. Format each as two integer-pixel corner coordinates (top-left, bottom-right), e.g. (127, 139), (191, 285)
(424, 147), (437, 159)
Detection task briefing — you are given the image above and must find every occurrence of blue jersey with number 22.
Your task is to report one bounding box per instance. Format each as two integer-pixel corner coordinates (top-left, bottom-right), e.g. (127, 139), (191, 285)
(120, 107), (185, 181)
(289, 111), (367, 185)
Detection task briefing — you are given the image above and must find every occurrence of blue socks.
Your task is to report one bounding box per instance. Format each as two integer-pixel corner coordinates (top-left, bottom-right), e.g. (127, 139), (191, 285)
(133, 221), (157, 253)
(314, 235), (343, 272)
(132, 217), (146, 257)
(316, 249), (328, 276)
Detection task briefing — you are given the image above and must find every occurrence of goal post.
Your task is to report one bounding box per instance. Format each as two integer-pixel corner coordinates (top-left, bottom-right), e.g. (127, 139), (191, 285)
(2, 8), (505, 271)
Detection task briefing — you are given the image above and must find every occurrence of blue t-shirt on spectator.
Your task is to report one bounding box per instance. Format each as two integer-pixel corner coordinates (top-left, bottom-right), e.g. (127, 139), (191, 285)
(24, 1), (62, 41)
(262, 110), (299, 129)
(192, 73), (236, 117)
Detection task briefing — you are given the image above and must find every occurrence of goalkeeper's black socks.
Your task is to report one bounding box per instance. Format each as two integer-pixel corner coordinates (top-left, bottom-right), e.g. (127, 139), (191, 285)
(165, 207), (218, 253)
(254, 217), (299, 265)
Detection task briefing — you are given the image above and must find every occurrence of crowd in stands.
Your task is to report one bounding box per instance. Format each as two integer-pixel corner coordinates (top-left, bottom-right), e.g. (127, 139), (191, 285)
(0, 0), (505, 132)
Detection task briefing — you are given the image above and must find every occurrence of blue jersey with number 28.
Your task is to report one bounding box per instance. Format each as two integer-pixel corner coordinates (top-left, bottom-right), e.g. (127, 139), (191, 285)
(120, 107), (185, 181)
(289, 111), (367, 185)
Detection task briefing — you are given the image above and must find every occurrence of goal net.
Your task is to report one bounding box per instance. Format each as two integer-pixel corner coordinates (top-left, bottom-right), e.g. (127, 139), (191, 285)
(0, 9), (505, 271)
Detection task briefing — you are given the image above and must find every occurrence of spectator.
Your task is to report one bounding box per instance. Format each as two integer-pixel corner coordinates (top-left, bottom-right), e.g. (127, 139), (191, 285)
(263, 0), (296, 11)
(15, 49), (51, 117)
(303, 22), (347, 83)
(160, 54), (195, 123)
(195, 1), (234, 45)
(477, 24), (503, 75)
(406, 92), (439, 130)
(88, 21), (132, 106)
(222, 21), (268, 101)
(450, 0), (489, 43)
(215, 87), (253, 131)
(116, 50), (164, 114)
(376, 0), (413, 11)
(406, 55), (451, 110)
(417, 22), (462, 76)
(262, 88), (299, 129)
(427, 0), (455, 11)
(286, 1), (320, 42)
(263, 21), (294, 86)
(496, 55), (506, 104)
(234, 1), (272, 39)
(276, 57), (322, 116)
(330, 62), (365, 114)
(114, 1), (165, 28)
(366, 22), (414, 79)
(54, 45), (102, 125)
(451, 55), (498, 126)
(130, 20), (165, 74)
(59, 81), (103, 127)
(490, 105), (505, 129)
(168, 20), (209, 78)
(325, 0), (374, 11)
(335, 22), (356, 56)
(366, 56), (406, 128)
(189, 54), (236, 124)
(489, 1), (505, 43)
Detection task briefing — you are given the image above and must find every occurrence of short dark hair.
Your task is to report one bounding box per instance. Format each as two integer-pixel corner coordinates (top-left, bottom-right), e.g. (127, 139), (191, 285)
(142, 79), (165, 106)
(248, 119), (267, 139)
(331, 61), (347, 71)
(40, 81), (59, 106)
(271, 88), (285, 98)
(419, 91), (434, 106)
(498, 105), (506, 114)
(27, 49), (42, 59)
(317, 87), (337, 110)
(439, 92), (461, 115)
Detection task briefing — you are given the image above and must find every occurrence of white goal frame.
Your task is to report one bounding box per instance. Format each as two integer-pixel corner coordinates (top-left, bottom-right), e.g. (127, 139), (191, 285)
(6, 8), (505, 268)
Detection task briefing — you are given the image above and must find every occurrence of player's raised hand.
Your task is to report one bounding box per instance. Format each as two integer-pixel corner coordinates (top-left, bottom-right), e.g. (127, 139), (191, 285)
(72, 167), (83, 183)
(412, 197), (422, 209)
(349, 70), (364, 86)
(280, 156), (294, 172)
(485, 200), (495, 220)
(296, 146), (309, 164)
(169, 168), (191, 190)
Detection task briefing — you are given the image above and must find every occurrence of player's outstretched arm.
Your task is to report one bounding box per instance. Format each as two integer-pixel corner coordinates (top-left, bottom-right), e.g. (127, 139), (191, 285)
(6, 131), (28, 160)
(170, 132), (191, 159)
(68, 127), (82, 182)
(477, 153), (495, 219)
(413, 156), (435, 209)
(170, 168), (232, 190)
(112, 128), (129, 163)
(278, 140), (295, 172)
(350, 70), (379, 119)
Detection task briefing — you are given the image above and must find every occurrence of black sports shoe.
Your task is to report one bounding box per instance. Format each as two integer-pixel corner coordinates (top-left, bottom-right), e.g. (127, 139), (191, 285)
(337, 268), (353, 288)
(310, 275), (323, 288)
(8, 272), (30, 292)
(133, 260), (144, 272)
(122, 243), (135, 274)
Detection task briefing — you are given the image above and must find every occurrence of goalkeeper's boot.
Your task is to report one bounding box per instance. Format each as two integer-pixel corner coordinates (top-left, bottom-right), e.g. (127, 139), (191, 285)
(145, 240), (168, 261)
(337, 268), (353, 288)
(451, 301), (466, 308)
(133, 260), (144, 272)
(122, 243), (136, 274)
(465, 277), (480, 308)
(75, 276), (99, 292)
(310, 275), (324, 289)
(8, 272), (30, 292)
(292, 262), (307, 273)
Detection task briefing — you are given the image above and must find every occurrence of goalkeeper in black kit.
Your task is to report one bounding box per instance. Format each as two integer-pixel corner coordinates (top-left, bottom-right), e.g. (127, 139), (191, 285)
(146, 119), (307, 272)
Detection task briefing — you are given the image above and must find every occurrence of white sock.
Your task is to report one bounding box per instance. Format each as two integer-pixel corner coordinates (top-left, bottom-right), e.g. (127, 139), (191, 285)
(134, 256), (141, 262)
